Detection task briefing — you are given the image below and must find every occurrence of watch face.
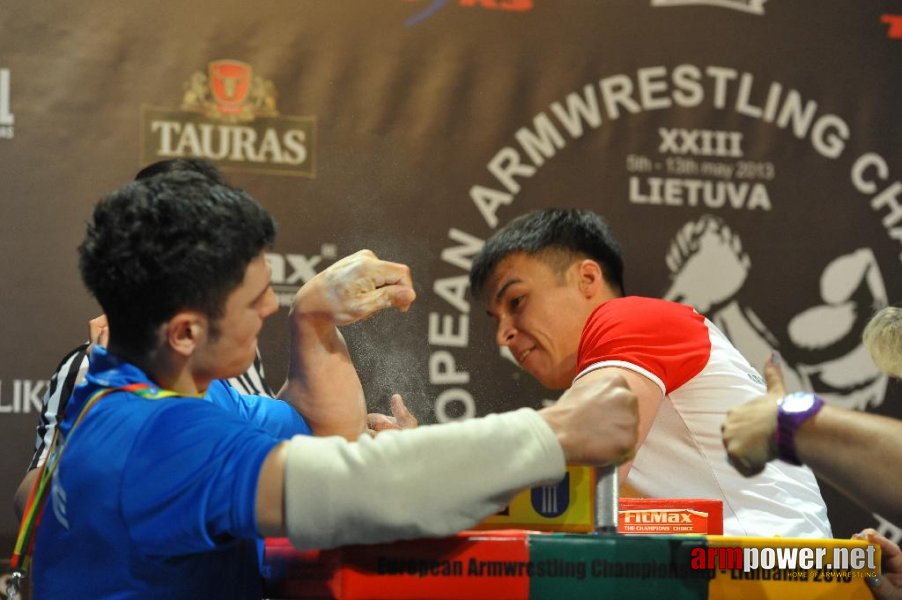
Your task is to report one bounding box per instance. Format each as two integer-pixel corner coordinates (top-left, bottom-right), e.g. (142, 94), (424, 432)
(781, 392), (817, 413)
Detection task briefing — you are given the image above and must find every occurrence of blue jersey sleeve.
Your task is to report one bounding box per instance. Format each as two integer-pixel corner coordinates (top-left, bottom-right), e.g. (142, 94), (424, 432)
(208, 379), (311, 439)
(120, 400), (280, 556)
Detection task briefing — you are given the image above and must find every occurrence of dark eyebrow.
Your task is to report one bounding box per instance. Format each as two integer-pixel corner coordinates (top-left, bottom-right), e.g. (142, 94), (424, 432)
(485, 277), (522, 318)
(493, 278), (521, 305)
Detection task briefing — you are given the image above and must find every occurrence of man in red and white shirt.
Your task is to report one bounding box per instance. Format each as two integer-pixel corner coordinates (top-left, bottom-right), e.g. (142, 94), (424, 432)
(469, 208), (831, 538)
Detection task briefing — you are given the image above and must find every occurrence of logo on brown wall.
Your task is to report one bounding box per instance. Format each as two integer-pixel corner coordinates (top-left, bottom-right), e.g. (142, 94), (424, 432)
(182, 60), (278, 123)
(0, 68), (14, 140)
(141, 60), (315, 177)
(651, 0), (766, 15)
(881, 14), (902, 40)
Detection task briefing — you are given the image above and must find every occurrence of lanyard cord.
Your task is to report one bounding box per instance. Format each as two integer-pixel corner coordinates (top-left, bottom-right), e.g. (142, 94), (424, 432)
(9, 381), (180, 580)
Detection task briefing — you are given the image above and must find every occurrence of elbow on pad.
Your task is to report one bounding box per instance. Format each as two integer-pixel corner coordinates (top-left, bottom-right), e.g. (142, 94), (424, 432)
(283, 408), (565, 550)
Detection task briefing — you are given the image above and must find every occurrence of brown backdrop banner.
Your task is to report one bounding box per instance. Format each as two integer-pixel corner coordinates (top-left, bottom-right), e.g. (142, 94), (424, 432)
(1, 0), (900, 548)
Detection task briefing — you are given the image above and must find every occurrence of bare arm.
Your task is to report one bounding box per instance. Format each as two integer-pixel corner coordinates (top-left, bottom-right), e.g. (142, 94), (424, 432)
(573, 367), (662, 486)
(276, 250), (415, 440)
(723, 356), (902, 523)
(796, 407), (902, 523)
(277, 318), (366, 439)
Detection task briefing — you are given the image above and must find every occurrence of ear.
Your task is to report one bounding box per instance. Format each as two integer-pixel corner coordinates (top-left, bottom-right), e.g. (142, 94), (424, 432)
(575, 259), (605, 299)
(164, 311), (207, 358)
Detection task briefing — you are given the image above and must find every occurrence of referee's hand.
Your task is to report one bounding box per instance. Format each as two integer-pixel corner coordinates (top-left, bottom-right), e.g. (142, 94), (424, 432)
(86, 314), (109, 354)
(722, 354), (784, 477)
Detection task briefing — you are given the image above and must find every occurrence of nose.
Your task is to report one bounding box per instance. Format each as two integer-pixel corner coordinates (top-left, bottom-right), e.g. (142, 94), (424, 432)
(495, 315), (517, 347)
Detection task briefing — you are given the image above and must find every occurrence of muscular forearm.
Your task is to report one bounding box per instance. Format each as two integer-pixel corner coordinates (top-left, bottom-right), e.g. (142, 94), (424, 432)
(277, 250), (416, 439)
(282, 409), (565, 550)
(797, 406), (902, 522)
(277, 316), (367, 440)
(574, 368), (659, 485)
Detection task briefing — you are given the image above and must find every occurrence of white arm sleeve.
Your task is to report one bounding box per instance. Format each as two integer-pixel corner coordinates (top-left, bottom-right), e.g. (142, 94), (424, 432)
(284, 408), (565, 550)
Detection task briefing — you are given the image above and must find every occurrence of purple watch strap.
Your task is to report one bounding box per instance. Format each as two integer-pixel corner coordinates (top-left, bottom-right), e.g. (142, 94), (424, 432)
(776, 392), (825, 465)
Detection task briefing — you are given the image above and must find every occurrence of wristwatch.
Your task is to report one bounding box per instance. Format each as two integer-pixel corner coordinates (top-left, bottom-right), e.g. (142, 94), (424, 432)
(776, 392), (825, 465)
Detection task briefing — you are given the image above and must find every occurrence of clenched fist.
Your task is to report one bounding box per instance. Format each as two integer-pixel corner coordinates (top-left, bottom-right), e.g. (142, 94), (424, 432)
(539, 372), (639, 466)
(291, 250), (416, 325)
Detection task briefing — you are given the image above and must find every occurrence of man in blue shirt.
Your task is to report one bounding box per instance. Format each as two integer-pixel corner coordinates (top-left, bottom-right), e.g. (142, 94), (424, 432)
(14, 159), (285, 521)
(30, 171), (641, 598)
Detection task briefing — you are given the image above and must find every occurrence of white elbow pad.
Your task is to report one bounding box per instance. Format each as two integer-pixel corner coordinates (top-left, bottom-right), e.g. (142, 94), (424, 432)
(283, 408), (565, 550)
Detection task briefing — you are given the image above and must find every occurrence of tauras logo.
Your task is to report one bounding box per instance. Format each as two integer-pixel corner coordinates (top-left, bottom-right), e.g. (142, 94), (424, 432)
(0, 379), (48, 414)
(142, 60), (316, 177)
(0, 68), (14, 139)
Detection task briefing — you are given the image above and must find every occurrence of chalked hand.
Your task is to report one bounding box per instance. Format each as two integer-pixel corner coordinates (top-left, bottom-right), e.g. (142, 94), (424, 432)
(291, 249), (416, 325)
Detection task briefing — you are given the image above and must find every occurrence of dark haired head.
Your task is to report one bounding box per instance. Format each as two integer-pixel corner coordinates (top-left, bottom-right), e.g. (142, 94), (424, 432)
(469, 208), (624, 300)
(79, 171), (275, 357)
(133, 158), (226, 184)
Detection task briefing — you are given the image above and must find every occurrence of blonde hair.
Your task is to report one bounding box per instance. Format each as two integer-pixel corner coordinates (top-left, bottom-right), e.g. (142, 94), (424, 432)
(863, 306), (902, 378)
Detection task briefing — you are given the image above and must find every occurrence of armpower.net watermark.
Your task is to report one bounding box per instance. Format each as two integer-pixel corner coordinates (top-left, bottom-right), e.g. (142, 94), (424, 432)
(691, 542), (881, 581)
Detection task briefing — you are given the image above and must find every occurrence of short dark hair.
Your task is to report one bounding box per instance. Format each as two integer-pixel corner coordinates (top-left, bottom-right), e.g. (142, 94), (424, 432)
(469, 208), (624, 300)
(79, 171), (276, 357)
(134, 158), (227, 184)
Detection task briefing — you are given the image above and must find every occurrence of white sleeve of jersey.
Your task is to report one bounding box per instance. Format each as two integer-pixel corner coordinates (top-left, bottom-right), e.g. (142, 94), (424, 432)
(283, 408), (565, 550)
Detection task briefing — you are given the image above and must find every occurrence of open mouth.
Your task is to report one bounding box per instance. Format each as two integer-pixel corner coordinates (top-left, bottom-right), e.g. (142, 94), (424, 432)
(517, 348), (534, 364)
